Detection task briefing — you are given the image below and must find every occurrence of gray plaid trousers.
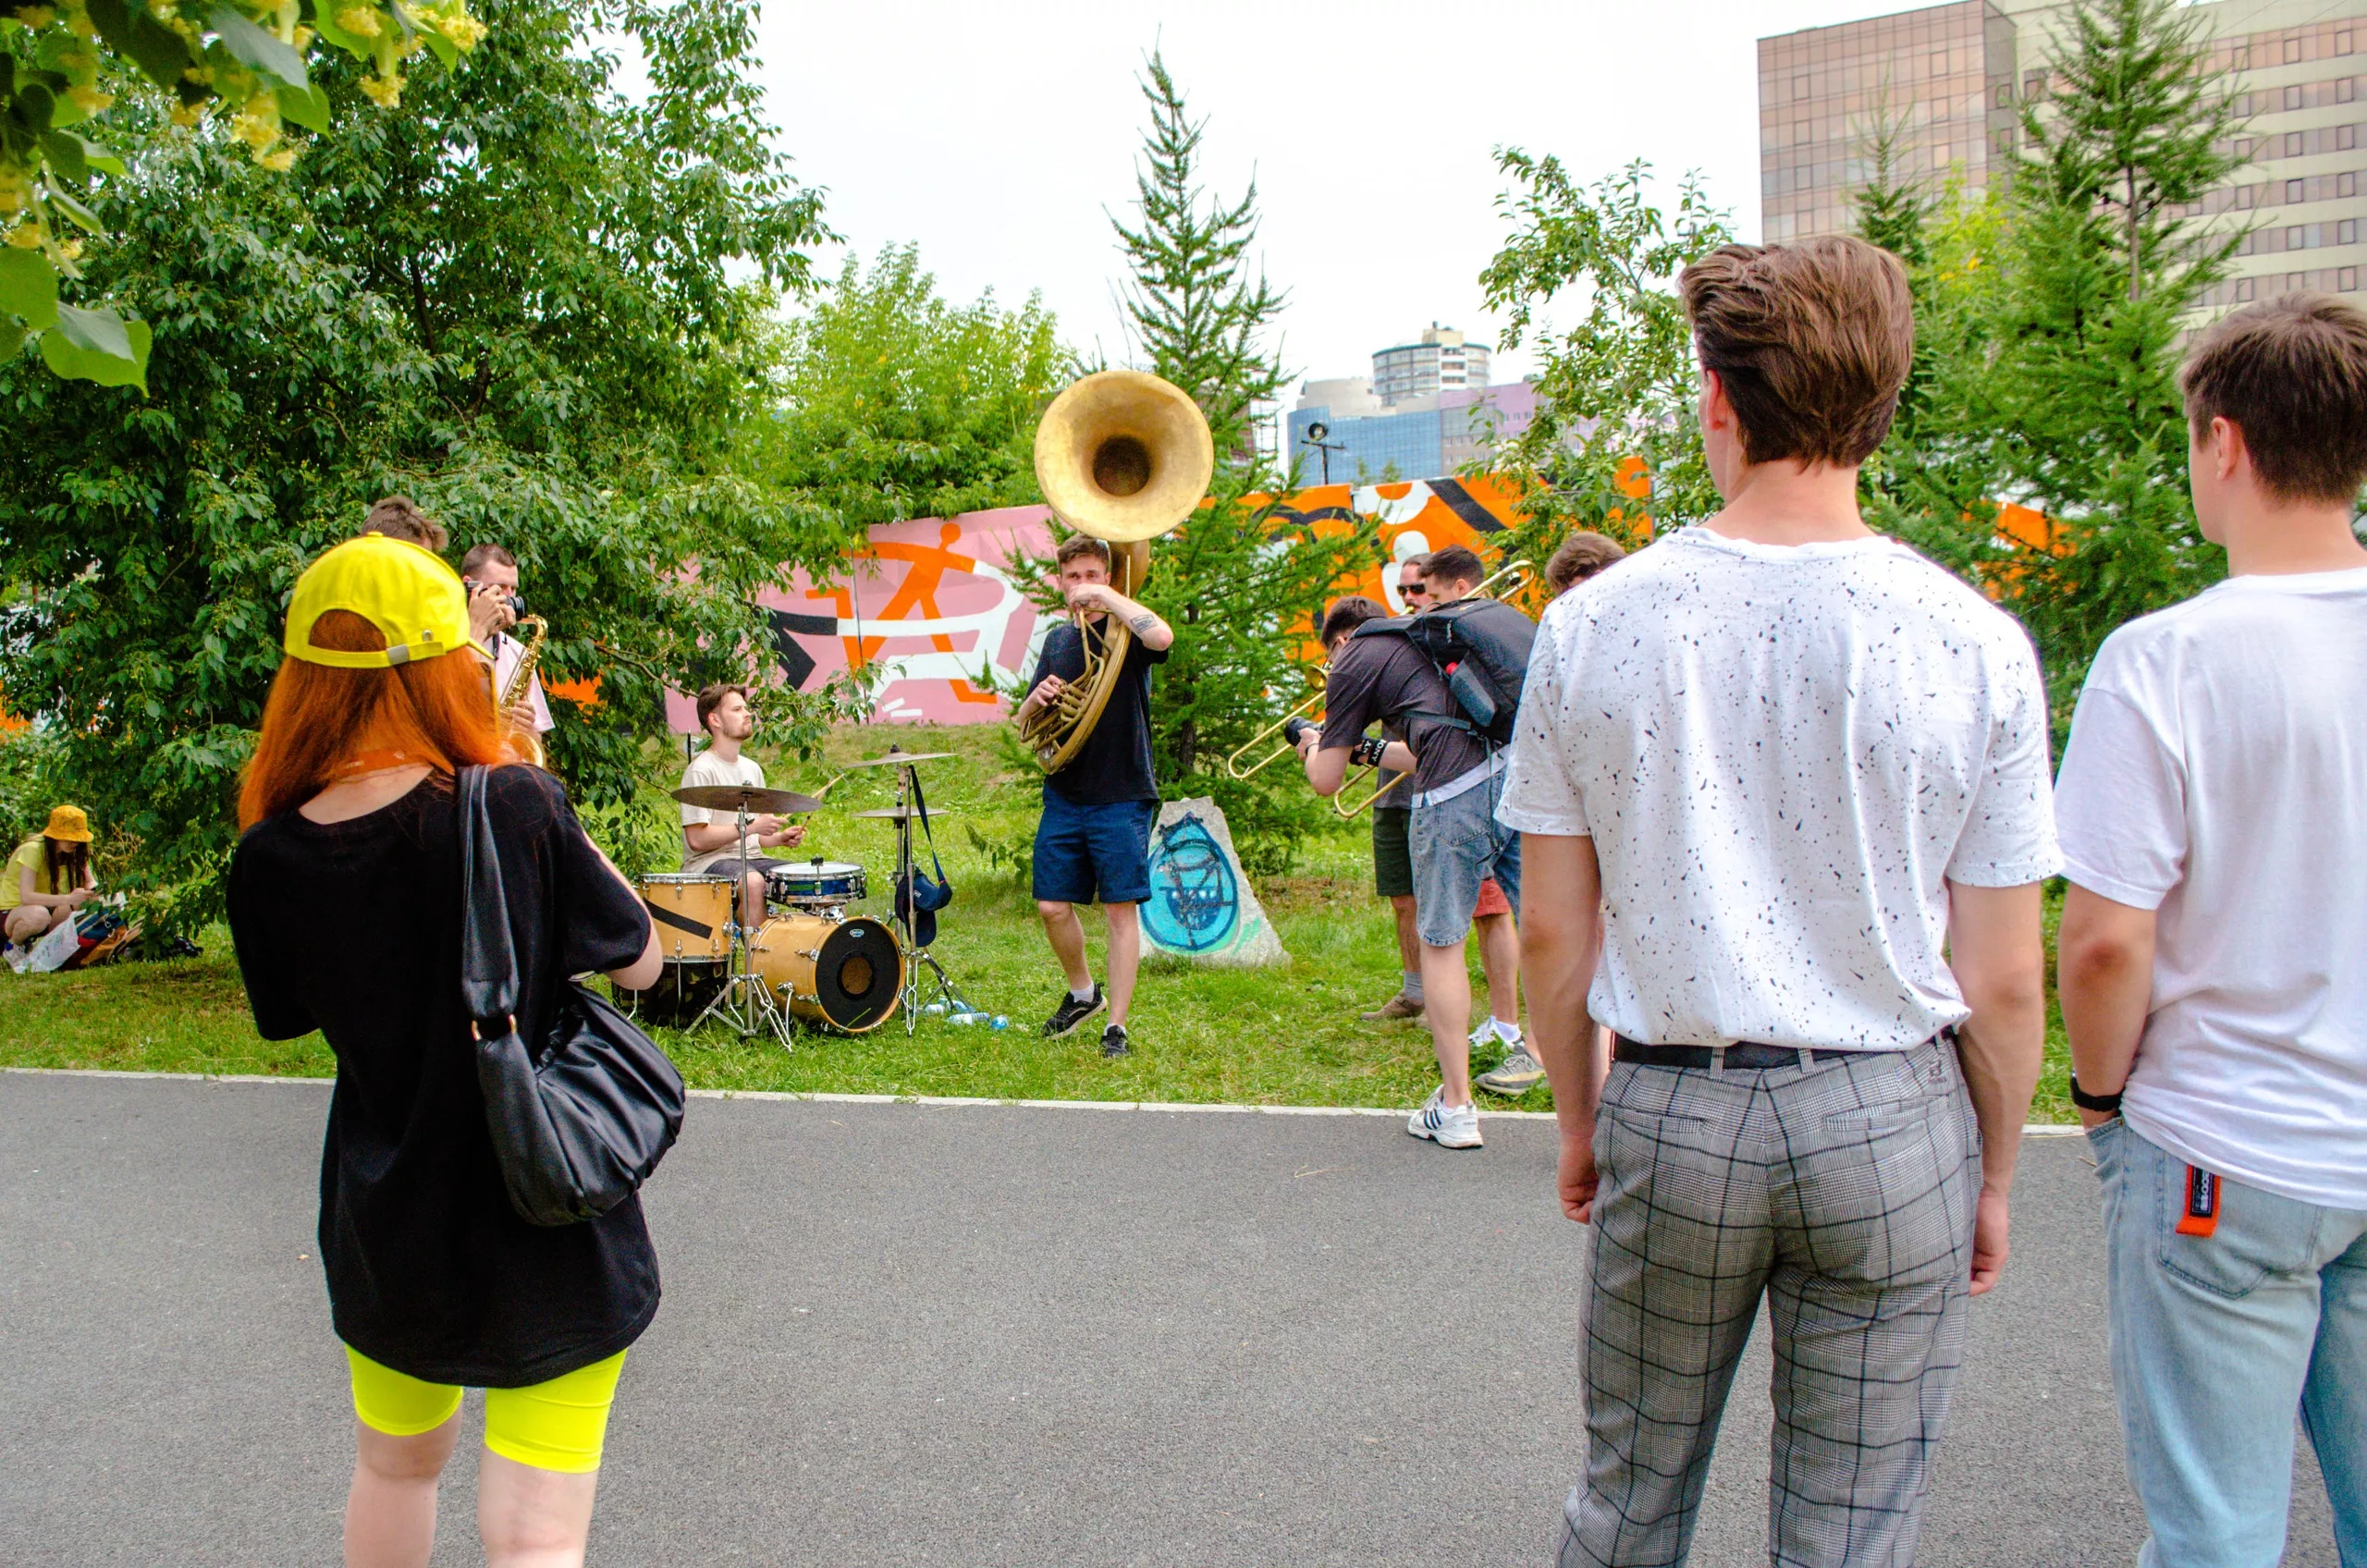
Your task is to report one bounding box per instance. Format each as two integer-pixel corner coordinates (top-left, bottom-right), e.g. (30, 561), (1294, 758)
(1560, 1038), (1981, 1568)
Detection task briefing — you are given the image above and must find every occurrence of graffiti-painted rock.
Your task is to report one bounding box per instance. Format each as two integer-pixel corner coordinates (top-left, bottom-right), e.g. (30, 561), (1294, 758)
(1142, 798), (1287, 968)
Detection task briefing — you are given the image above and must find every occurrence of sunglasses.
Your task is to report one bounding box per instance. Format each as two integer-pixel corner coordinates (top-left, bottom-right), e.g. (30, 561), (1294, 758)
(1399, 582), (1429, 597)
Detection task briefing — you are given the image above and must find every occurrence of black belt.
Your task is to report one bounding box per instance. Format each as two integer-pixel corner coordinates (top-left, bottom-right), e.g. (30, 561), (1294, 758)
(1614, 1035), (1803, 1070)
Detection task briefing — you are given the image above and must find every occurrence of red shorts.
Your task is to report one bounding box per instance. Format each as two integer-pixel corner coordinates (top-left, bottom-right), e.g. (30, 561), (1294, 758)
(1474, 877), (1510, 919)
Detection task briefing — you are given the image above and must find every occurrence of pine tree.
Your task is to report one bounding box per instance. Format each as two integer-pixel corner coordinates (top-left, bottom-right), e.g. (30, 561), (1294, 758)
(1046, 52), (1368, 875)
(1977, 0), (2244, 725)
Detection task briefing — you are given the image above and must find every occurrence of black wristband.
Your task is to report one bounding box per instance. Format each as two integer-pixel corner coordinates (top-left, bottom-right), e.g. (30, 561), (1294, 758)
(2068, 1073), (2124, 1114)
(1352, 735), (1387, 766)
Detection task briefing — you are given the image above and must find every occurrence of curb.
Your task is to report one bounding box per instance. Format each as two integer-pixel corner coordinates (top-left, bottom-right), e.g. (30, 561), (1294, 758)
(1, 1064), (2089, 1133)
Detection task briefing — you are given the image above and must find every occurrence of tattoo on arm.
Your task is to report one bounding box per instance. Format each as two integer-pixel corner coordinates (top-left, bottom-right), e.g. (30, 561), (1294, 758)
(1125, 611), (1158, 635)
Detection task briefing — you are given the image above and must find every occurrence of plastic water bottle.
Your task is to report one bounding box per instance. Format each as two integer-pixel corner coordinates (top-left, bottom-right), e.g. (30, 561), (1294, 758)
(922, 1000), (948, 1017)
(987, 1015), (1009, 1031)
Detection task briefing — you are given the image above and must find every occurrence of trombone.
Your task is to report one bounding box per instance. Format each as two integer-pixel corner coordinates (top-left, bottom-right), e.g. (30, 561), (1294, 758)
(1224, 686), (1327, 780)
(1472, 558), (1536, 602)
(1332, 755), (1406, 819)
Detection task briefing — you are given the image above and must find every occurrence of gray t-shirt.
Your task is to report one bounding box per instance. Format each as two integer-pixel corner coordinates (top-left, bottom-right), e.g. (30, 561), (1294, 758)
(1320, 631), (1488, 795)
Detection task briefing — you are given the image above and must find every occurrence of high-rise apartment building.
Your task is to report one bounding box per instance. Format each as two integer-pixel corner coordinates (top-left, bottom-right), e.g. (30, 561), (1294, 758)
(1372, 325), (1491, 406)
(1760, 0), (2367, 308)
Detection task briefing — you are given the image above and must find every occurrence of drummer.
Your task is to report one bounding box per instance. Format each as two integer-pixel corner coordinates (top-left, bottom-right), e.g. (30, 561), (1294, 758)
(681, 683), (806, 929)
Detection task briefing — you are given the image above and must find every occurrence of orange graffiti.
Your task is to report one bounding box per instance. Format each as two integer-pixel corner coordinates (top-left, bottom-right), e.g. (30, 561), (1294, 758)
(833, 522), (1000, 705)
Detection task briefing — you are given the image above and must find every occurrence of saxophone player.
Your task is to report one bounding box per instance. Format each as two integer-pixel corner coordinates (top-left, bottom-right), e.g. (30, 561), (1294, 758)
(461, 543), (553, 750)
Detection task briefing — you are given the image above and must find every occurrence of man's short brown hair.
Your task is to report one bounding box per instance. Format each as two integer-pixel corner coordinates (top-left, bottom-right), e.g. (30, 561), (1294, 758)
(1054, 535), (1111, 571)
(1546, 531), (1627, 594)
(1395, 551), (1432, 576)
(1423, 544), (1485, 593)
(361, 496), (448, 553)
(2180, 293), (2367, 505)
(1679, 236), (1913, 469)
(1320, 594), (1388, 648)
(460, 542), (517, 577)
(695, 682), (750, 735)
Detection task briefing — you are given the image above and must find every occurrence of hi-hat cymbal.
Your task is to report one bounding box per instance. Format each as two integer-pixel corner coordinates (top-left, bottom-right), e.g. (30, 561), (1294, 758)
(670, 784), (823, 814)
(841, 749), (956, 768)
(852, 803), (960, 821)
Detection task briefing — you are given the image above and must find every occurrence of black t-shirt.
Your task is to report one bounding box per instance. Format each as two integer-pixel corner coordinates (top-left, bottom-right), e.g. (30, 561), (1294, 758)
(1031, 621), (1169, 805)
(227, 766), (657, 1387)
(1320, 632), (1490, 795)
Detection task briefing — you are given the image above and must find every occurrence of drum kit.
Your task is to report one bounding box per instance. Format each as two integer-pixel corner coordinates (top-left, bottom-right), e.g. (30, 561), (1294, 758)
(620, 747), (976, 1043)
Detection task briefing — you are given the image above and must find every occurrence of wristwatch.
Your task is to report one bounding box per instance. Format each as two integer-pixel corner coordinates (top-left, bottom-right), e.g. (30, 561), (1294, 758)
(2068, 1072), (2124, 1114)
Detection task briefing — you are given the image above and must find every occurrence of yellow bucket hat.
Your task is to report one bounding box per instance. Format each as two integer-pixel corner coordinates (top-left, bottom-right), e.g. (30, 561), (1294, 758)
(285, 533), (476, 669)
(43, 804), (92, 843)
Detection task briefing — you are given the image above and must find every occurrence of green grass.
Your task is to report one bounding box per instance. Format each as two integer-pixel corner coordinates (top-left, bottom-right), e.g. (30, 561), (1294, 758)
(0, 723), (2078, 1121)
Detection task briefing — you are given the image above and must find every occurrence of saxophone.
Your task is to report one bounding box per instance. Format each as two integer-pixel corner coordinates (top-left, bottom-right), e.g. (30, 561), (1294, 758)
(497, 615), (549, 767)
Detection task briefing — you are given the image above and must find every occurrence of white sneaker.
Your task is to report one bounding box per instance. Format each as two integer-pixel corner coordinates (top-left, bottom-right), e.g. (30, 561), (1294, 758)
(1407, 1086), (1483, 1149)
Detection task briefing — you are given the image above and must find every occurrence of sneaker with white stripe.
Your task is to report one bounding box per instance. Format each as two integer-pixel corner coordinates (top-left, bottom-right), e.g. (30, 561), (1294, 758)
(1406, 1085), (1483, 1149)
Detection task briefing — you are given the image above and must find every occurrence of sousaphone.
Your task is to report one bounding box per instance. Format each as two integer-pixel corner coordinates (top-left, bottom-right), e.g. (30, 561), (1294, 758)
(1016, 370), (1214, 773)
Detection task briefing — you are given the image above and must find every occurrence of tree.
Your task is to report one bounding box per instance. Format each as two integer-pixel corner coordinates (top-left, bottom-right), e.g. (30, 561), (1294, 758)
(1061, 51), (1368, 874)
(0, 0), (832, 929)
(1873, 0), (2244, 726)
(1, 0), (486, 387)
(1478, 156), (1735, 567)
(742, 242), (1073, 536)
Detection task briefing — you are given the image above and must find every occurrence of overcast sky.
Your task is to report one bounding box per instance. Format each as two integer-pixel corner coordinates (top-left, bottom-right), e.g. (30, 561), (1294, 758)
(745, 0), (1899, 393)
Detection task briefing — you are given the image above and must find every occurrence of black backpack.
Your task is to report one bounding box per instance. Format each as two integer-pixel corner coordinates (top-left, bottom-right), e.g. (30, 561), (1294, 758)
(1352, 597), (1537, 748)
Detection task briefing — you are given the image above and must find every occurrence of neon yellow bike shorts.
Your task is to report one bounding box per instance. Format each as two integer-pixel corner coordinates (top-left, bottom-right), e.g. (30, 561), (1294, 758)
(343, 1344), (628, 1475)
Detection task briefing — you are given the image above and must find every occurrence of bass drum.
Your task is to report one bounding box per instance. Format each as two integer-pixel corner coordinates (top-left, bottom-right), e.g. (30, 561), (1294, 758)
(637, 872), (733, 963)
(748, 913), (903, 1035)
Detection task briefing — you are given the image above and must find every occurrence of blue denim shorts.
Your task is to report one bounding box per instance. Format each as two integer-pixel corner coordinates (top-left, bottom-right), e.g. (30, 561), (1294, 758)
(1409, 777), (1520, 948)
(1032, 793), (1158, 906)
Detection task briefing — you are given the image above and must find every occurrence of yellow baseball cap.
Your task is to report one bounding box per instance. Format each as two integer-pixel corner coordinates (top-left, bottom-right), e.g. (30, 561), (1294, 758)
(285, 533), (476, 668)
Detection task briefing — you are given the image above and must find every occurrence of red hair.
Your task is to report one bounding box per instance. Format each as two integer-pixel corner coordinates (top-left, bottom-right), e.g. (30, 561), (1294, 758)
(239, 609), (508, 827)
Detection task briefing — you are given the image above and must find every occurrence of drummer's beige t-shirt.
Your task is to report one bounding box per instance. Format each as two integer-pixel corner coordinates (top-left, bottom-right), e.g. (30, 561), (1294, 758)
(679, 750), (767, 874)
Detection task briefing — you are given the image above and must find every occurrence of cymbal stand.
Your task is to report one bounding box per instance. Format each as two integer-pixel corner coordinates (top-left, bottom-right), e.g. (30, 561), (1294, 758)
(887, 760), (969, 1035)
(686, 795), (792, 1048)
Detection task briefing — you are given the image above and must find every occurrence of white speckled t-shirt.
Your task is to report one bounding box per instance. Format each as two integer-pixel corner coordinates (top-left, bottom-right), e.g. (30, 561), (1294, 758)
(1497, 525), (2062, 1051)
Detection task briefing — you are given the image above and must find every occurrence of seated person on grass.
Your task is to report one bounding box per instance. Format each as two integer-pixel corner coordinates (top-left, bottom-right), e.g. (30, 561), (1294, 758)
(3, 805), (97, 953)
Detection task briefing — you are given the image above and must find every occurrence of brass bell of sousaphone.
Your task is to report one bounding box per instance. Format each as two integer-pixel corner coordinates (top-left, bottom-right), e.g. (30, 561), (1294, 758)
(1015, 370), (1214, 773)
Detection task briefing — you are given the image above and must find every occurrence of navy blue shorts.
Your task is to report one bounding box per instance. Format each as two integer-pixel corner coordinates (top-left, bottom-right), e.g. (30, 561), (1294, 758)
(1032, 793), (1158, 906)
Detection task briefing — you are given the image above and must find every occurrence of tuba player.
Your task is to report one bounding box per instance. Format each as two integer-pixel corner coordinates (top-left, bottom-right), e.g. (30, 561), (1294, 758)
(1014, 536), (1174, 1057)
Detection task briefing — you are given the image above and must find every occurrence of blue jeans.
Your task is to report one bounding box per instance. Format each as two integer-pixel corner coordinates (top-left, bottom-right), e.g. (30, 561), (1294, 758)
(1407, 773), (1520, 949)
(2091, 1117), (2367, 1567)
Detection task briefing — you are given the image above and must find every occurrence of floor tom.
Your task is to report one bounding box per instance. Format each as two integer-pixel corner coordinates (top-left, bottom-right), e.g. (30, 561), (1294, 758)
(637, 873), (734, 963)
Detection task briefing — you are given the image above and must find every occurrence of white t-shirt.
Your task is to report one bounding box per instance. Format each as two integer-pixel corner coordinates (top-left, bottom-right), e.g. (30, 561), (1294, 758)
(679, 749), (767, 874)
(2054, 568), (2367, 1209)
(489, 632), (554, 733)
(1498, 526), (2062, 1050)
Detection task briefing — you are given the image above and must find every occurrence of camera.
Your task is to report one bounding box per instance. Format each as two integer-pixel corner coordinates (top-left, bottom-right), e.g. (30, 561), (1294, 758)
(1282, 716), (1315, 745)
(465, 578), (524, 619)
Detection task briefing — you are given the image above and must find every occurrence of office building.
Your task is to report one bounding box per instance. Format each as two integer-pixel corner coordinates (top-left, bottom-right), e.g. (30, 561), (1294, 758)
(1286, 383), (1539, 485)
(1759, 0), (2367, 307)
(1372, 325), (1491, 406)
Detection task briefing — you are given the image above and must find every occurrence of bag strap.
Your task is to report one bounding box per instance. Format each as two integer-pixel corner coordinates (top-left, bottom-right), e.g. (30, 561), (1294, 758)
(457, 765), (521, 1039)
(909, 768), (948, 886)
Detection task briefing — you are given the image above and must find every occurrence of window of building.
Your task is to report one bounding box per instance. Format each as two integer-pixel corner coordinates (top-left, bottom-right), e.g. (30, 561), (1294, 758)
(2342, 31), (2355, 55)
(2289, 178), (2305, 202)
(2345, 266), (2360, 290)
(2343, 171), (2360, 197)
(2287, 36), (2303, 64)
(2345, 125), (2360, 150)
(2024, 70), (2044, 100)
(2345, 218), (2360, 244)
(2237, 137), (2253, 158)
(2289, 225), (2305, 248)
(2287, 83), (2305, 111)
(2287, 130), (2304, 156)
(1931, 49), (1947, 76)
(2236, 277), (2256, 301)
(2237, 182), (2257, 209)
(2239, 232), (2258, 255)
(1995, 83), (2011, 108)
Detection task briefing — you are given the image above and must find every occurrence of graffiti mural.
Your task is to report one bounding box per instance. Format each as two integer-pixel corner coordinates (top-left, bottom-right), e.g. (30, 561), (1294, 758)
(1142, 798), (1285, 967)
(663, 476), (1539, 731)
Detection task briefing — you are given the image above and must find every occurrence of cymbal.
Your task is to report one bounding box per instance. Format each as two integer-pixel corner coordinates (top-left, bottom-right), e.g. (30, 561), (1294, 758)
(852, 804), (959, 820)
(670, 784), (823, 814)
(841, 749), (956, 768)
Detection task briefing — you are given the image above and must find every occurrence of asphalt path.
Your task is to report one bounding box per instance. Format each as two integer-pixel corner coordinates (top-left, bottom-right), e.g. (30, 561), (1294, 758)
(0, 1071), (2340, 1566)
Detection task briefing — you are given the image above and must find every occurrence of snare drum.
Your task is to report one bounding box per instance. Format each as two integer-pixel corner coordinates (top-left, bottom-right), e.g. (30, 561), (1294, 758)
(748, 913), (903, 1034)
(766, 858), (868, 908)
(637, 872), (733, 963)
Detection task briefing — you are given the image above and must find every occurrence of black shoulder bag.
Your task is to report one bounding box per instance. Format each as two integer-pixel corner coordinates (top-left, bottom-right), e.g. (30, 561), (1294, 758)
(460, 766), (686, 1228)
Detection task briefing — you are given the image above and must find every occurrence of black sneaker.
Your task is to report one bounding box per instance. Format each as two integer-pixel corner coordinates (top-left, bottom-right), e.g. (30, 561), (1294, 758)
(1042, 985), (1106, 1038)
(1100, 1023), (1130, 1059)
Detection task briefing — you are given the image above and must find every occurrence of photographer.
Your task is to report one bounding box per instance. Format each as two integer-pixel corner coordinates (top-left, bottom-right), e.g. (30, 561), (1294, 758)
(460, 543), (552, 749)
